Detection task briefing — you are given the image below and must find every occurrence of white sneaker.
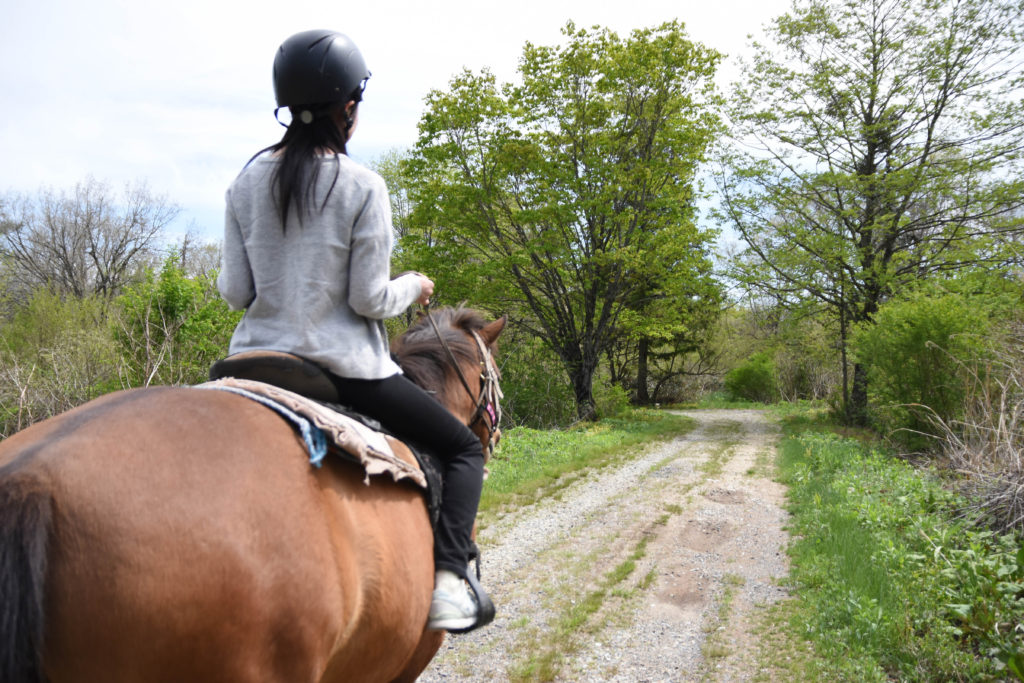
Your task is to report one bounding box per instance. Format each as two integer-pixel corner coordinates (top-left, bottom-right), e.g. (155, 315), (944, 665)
(428, 571), (478, 631)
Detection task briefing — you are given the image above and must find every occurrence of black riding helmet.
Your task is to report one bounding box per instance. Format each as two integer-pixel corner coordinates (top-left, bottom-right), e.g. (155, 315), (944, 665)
(272, 30), (370, 109)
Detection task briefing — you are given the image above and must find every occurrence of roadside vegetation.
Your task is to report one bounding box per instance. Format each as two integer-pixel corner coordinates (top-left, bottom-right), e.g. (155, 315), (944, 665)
(760, 405), (1024, 681)
(479, 410), (696, 516)
(0, 254), (238, 437)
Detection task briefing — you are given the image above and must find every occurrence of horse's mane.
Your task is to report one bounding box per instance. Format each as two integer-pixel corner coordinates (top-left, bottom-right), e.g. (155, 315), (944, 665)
(392, 306), (490, 405)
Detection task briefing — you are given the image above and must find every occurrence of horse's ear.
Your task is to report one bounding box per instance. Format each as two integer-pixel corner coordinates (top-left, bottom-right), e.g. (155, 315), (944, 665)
(479, 315), (507, 346)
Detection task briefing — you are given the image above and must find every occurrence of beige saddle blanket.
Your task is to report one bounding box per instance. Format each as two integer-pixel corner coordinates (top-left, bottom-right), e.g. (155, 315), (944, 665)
(196, 377), (426, 489)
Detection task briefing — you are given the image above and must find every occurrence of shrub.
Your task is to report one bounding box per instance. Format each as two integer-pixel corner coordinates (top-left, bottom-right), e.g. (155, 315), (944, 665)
(724, 351), (777, 403)
(926, 322), (1024, 534)
(112, 255), (240, 387)
(493, 330), (576, 429)
(775, 333), (840, 401)
(0, 289), (119, 435)
(852, 289), (991, 448)
(594, 380), (630, 419)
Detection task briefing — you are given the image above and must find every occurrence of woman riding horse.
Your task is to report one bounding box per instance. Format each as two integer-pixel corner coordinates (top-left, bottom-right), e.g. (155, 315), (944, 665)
(218, 29), (492, 632)
(0, 29), (500, 683)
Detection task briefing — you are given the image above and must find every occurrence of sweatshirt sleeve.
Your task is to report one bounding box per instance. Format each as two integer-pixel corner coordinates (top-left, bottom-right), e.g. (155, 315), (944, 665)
(347, 176), (422, 319)
(217, 193), (256, 311)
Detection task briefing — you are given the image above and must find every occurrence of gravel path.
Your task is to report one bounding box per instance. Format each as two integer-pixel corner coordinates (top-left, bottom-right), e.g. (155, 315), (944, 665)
(418, 409), (790, 682)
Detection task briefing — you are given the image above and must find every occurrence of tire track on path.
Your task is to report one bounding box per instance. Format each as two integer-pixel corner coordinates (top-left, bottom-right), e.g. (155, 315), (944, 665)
(418, 409), (788, 682)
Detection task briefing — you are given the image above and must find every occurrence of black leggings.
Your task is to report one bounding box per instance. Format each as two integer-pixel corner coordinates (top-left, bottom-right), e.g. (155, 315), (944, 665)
(328, 372), (484, 576)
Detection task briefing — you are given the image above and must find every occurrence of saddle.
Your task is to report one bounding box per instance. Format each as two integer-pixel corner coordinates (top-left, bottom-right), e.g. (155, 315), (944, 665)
(209, 350), (343, 405)
(206, 351), (444, 524)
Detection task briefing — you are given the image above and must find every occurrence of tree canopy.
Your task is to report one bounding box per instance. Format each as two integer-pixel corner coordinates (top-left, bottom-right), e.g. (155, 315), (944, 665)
(405, 21), (724, 419)
(0, 177), (179, 300)
(717, 0), (1024, 422)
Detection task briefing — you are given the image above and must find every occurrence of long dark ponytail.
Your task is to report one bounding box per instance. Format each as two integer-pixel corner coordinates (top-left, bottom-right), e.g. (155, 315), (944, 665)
(248, 99), (358, 231)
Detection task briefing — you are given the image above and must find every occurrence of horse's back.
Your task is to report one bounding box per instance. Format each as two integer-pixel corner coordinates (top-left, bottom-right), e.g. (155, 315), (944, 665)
(0, 386), (437, 683)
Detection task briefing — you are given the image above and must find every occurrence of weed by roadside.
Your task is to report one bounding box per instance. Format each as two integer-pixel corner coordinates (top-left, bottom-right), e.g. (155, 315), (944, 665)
(774, 421), (1024, 681)
(480, 409), (696, 516)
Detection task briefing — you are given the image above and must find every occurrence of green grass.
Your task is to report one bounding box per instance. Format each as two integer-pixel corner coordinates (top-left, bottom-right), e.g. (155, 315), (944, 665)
(673, 390), (771, 409)
(697, 573), (747, 677)
(480, 408), (696, 515)
(764, 408), (1024, 681)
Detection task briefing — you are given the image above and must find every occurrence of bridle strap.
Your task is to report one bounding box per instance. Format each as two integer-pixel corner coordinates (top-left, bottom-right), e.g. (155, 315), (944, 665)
(423, 307), (502, 454)
(425, 308), (479, 404)
(471, 330), (503, 432)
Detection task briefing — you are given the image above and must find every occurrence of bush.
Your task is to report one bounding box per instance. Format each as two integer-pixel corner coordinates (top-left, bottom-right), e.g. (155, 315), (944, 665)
(927, 322), (1024, 534)
(594, 380), (630, 419)
(852, 289), (991, 448)
(0, 289), (119, 435)
(112, 255), (240, 387)
(724, 351), (777, 403)
(775, 328), (840, 401)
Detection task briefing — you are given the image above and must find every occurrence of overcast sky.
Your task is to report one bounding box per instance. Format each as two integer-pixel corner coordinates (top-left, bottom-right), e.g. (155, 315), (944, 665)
(0, 0), (789, 242)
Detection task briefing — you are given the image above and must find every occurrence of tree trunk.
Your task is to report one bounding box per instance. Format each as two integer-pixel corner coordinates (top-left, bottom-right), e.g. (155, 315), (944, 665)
(636, 338), (650, 405)
(570, 362), (597, 422)
(849, 361), (870, 426)
(838, 293), (851, 423)
(848, 291), (880, 427)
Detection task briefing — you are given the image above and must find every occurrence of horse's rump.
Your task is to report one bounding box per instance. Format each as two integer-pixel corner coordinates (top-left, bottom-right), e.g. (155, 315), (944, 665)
(0, 386), (438, 682)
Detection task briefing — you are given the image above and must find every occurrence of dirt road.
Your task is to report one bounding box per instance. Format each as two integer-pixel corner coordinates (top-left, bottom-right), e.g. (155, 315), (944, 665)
(418, 409), (790, 682)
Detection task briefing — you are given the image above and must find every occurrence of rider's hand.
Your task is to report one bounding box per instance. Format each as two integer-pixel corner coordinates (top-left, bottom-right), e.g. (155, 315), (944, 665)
(417, 275), (435, 306)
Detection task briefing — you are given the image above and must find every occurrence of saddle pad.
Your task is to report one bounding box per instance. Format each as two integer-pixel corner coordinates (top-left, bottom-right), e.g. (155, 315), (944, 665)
(196, 378), (427, 489)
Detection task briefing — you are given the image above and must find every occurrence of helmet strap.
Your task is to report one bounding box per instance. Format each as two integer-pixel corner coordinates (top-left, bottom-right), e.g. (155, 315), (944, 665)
(273, 107), (289, 128)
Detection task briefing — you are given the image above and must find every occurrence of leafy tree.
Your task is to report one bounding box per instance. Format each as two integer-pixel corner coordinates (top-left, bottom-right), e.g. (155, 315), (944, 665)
(371, 148), (427, 331)
(406, 21), (723, 419)
(371, 148), (416, 243)
(495, 328), (576, 428)
(717, 0), (1024, 423)
(610, 229), (723, 404)
(0, 177), (179, 299)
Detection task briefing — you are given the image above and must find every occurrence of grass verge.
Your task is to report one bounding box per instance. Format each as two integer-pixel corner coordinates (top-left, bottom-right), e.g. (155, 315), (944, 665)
(765, 408), (1024, 681)
(699, 573), (746, 673)
(480, 408), (696, 516)
(672, 391), (770, 410)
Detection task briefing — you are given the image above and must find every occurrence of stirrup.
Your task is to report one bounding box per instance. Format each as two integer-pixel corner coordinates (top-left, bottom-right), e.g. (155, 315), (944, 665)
(446, 557), (496, 634)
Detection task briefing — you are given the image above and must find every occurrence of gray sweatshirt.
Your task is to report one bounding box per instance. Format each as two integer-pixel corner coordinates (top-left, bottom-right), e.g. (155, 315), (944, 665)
(218, 152), (421, 379)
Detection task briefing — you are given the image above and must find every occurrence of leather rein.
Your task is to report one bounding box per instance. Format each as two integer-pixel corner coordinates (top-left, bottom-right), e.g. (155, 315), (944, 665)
(424, 309), (503, 456)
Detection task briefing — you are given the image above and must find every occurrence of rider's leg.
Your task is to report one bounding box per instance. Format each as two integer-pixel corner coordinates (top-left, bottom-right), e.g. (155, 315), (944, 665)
(328, 373), (491, 630)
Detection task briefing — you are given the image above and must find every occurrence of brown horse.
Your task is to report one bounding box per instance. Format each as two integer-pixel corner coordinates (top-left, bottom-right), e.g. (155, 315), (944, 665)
(0, 306), (504, 683)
